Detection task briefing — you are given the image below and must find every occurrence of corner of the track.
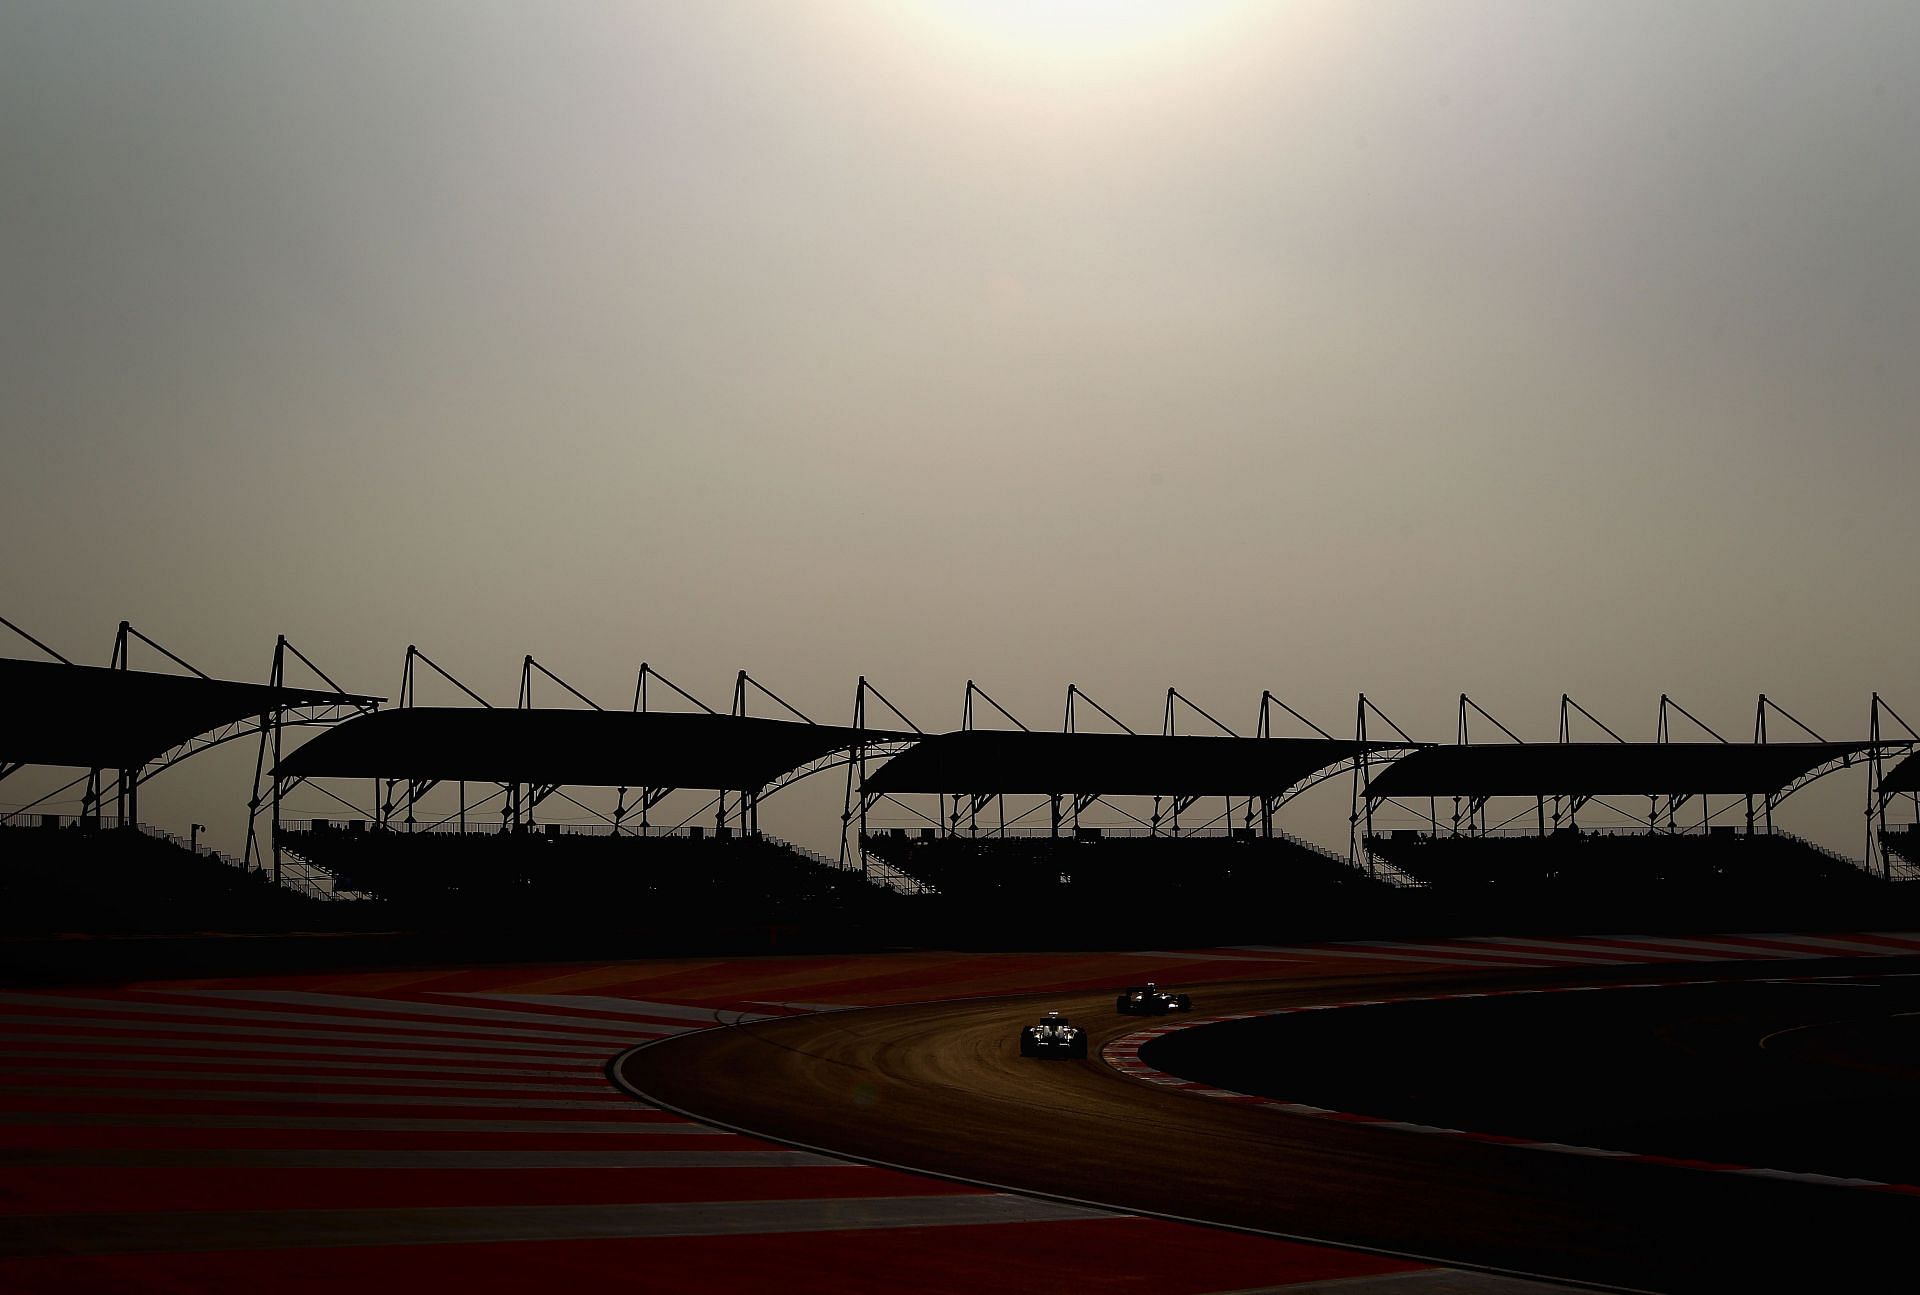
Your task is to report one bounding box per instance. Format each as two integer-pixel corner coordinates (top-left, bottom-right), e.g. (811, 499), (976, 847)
(603, 994), (1650, 1295)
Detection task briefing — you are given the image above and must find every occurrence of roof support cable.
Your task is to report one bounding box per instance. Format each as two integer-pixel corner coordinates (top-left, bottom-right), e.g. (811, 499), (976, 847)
(1458, 694), (1525, 746)
(113, 622), (212, 680)
(0, 769), (92, 825)
(1351, 695), (1420, 876)
(521, 657), (603, 711)
(416, 783), (505, 832)
(734, 670), (814, 724)
(842, 676), (921, 874)
(279, 639), (356, 700)
(1754, 694), (1825, 744)
(0, 615), (73, 665)
(1064, 684), (1134, 735)
(963, 681), (1029, 732)
(1559, 694), (1627, 744)
(1558, 696), (1624, 832)
(1164, 688), (1239, 738)
(667, 792), (723, 833)
(633, 663), (715, 715)
(402, 646), (492, 709)
(854, 677), (921, 734)
(1257, 691), (1334, 741)
(1867, 695), (1920, 878)
(1657, 695), (1727, 744)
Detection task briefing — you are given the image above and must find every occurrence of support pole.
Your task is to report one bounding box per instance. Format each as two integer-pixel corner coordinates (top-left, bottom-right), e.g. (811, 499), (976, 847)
(1870, 697), (1882, 877)
(245, 712), (270, 873)
(270, 707), (283, 886)
(1349, 696), (1367, 874)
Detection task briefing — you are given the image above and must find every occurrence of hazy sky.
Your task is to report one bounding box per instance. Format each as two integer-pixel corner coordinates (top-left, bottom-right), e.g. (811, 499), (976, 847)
(4, 2), (1917, 854)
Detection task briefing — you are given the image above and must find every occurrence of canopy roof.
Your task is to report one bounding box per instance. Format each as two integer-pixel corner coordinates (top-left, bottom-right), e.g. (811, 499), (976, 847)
(861, 730), (1383, 798)
(0, 658), (375, 772)
(1879, 751), (1920, 799)
(276, 707), (894, 791)
(1364, 741), (1870, 801)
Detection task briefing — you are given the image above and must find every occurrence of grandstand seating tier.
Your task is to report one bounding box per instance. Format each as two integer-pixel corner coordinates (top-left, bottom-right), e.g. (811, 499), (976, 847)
(0, 824), (349, 935)
(276, 825), (904, 921)
(1363, 829), (1886, 894)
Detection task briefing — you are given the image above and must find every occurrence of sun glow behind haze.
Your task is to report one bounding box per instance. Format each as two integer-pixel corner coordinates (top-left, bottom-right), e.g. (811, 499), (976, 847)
(886, 0), (1263, 68)
(7, 2), (1920, 859)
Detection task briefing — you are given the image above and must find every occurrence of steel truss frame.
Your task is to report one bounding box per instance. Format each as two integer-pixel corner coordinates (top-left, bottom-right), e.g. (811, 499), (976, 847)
(83, 621), (207, 829)
(275, 651), (870, 881)
(1348, 694), (1425, 876)
(845, 683), (1373, 886)
(1866, 694), (1920, 880)
(242, 634), (380, 883)
(0, 620), (374, 870)
(0, 617), (71, 809)
(1358, 693), (1896, 877)
(0, 619), (375, 877)
(1747, 694), (1870, 835)
(840, 676), (924, 877)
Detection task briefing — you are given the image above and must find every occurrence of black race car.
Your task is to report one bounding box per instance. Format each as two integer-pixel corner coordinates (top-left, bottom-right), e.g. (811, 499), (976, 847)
(1019, 1010), (1088, 1059)
(1115, 983), (1193, 1015)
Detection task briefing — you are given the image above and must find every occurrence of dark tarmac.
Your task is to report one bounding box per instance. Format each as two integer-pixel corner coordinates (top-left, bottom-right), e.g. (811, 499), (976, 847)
(622, 957), (1920, 1294)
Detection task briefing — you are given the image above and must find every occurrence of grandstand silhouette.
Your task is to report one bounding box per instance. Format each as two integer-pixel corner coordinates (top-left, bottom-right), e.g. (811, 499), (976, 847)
(1352, 694), (1905, 921)
(0, 815), (365, 935)
(250, 651), (917, 930)
(275, 821), (898, 926)
(1869, 697), (1920, 882)
(3, 615), (1916, 940)
(846, 684), (1412, 936)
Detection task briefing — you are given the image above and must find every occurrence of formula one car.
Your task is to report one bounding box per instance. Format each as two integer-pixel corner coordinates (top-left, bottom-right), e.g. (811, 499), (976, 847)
(1019, 1010), (1088, 1059)
(1115, 983), (1193, 1015)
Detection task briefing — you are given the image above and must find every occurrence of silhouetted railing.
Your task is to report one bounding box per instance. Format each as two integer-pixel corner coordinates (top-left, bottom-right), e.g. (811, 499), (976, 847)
(1363, 826), (1882, 894)
(1876, 826), (1920, 881)
(273, 823), (906, 912)
(0, 818), (348, 932)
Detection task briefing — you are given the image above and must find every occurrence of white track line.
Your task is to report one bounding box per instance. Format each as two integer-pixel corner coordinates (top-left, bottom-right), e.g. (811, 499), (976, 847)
(167, 989), (670, 1037)
(0, 1015), (614, 1056)
(0, 1032), (607, 1067)
(609, 1014), (1632, 1293)
(442, 993), (771, 1024)
(1104, 974), (1920, 1198)
(1227, 946), (1556, 970)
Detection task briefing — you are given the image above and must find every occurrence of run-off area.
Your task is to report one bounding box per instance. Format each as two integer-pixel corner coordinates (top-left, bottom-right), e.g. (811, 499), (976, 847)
(1138, 974), (1920, 1186)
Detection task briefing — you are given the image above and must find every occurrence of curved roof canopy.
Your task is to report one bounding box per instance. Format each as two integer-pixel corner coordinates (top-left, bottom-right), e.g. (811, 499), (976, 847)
(1364, 742), (1870, 801)
(861, 730), (1383, 798)
(276, 707), (893, 791)
(0, 658), (374, 772)
(1878, 751), (1920, 799)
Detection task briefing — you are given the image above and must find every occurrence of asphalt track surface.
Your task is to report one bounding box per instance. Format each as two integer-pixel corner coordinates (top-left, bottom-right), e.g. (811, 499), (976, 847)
(7, 936), (1919, 1292)
(0, 944), (1495, 1295)
(621, 955), (1920, 1295)
(1144, 969), (1920, 1185)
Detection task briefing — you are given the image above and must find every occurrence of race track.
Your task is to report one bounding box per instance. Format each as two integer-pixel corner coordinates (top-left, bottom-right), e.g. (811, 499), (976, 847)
(620, 955), (1920, 1294)
(7, 933), (1919, 1293)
